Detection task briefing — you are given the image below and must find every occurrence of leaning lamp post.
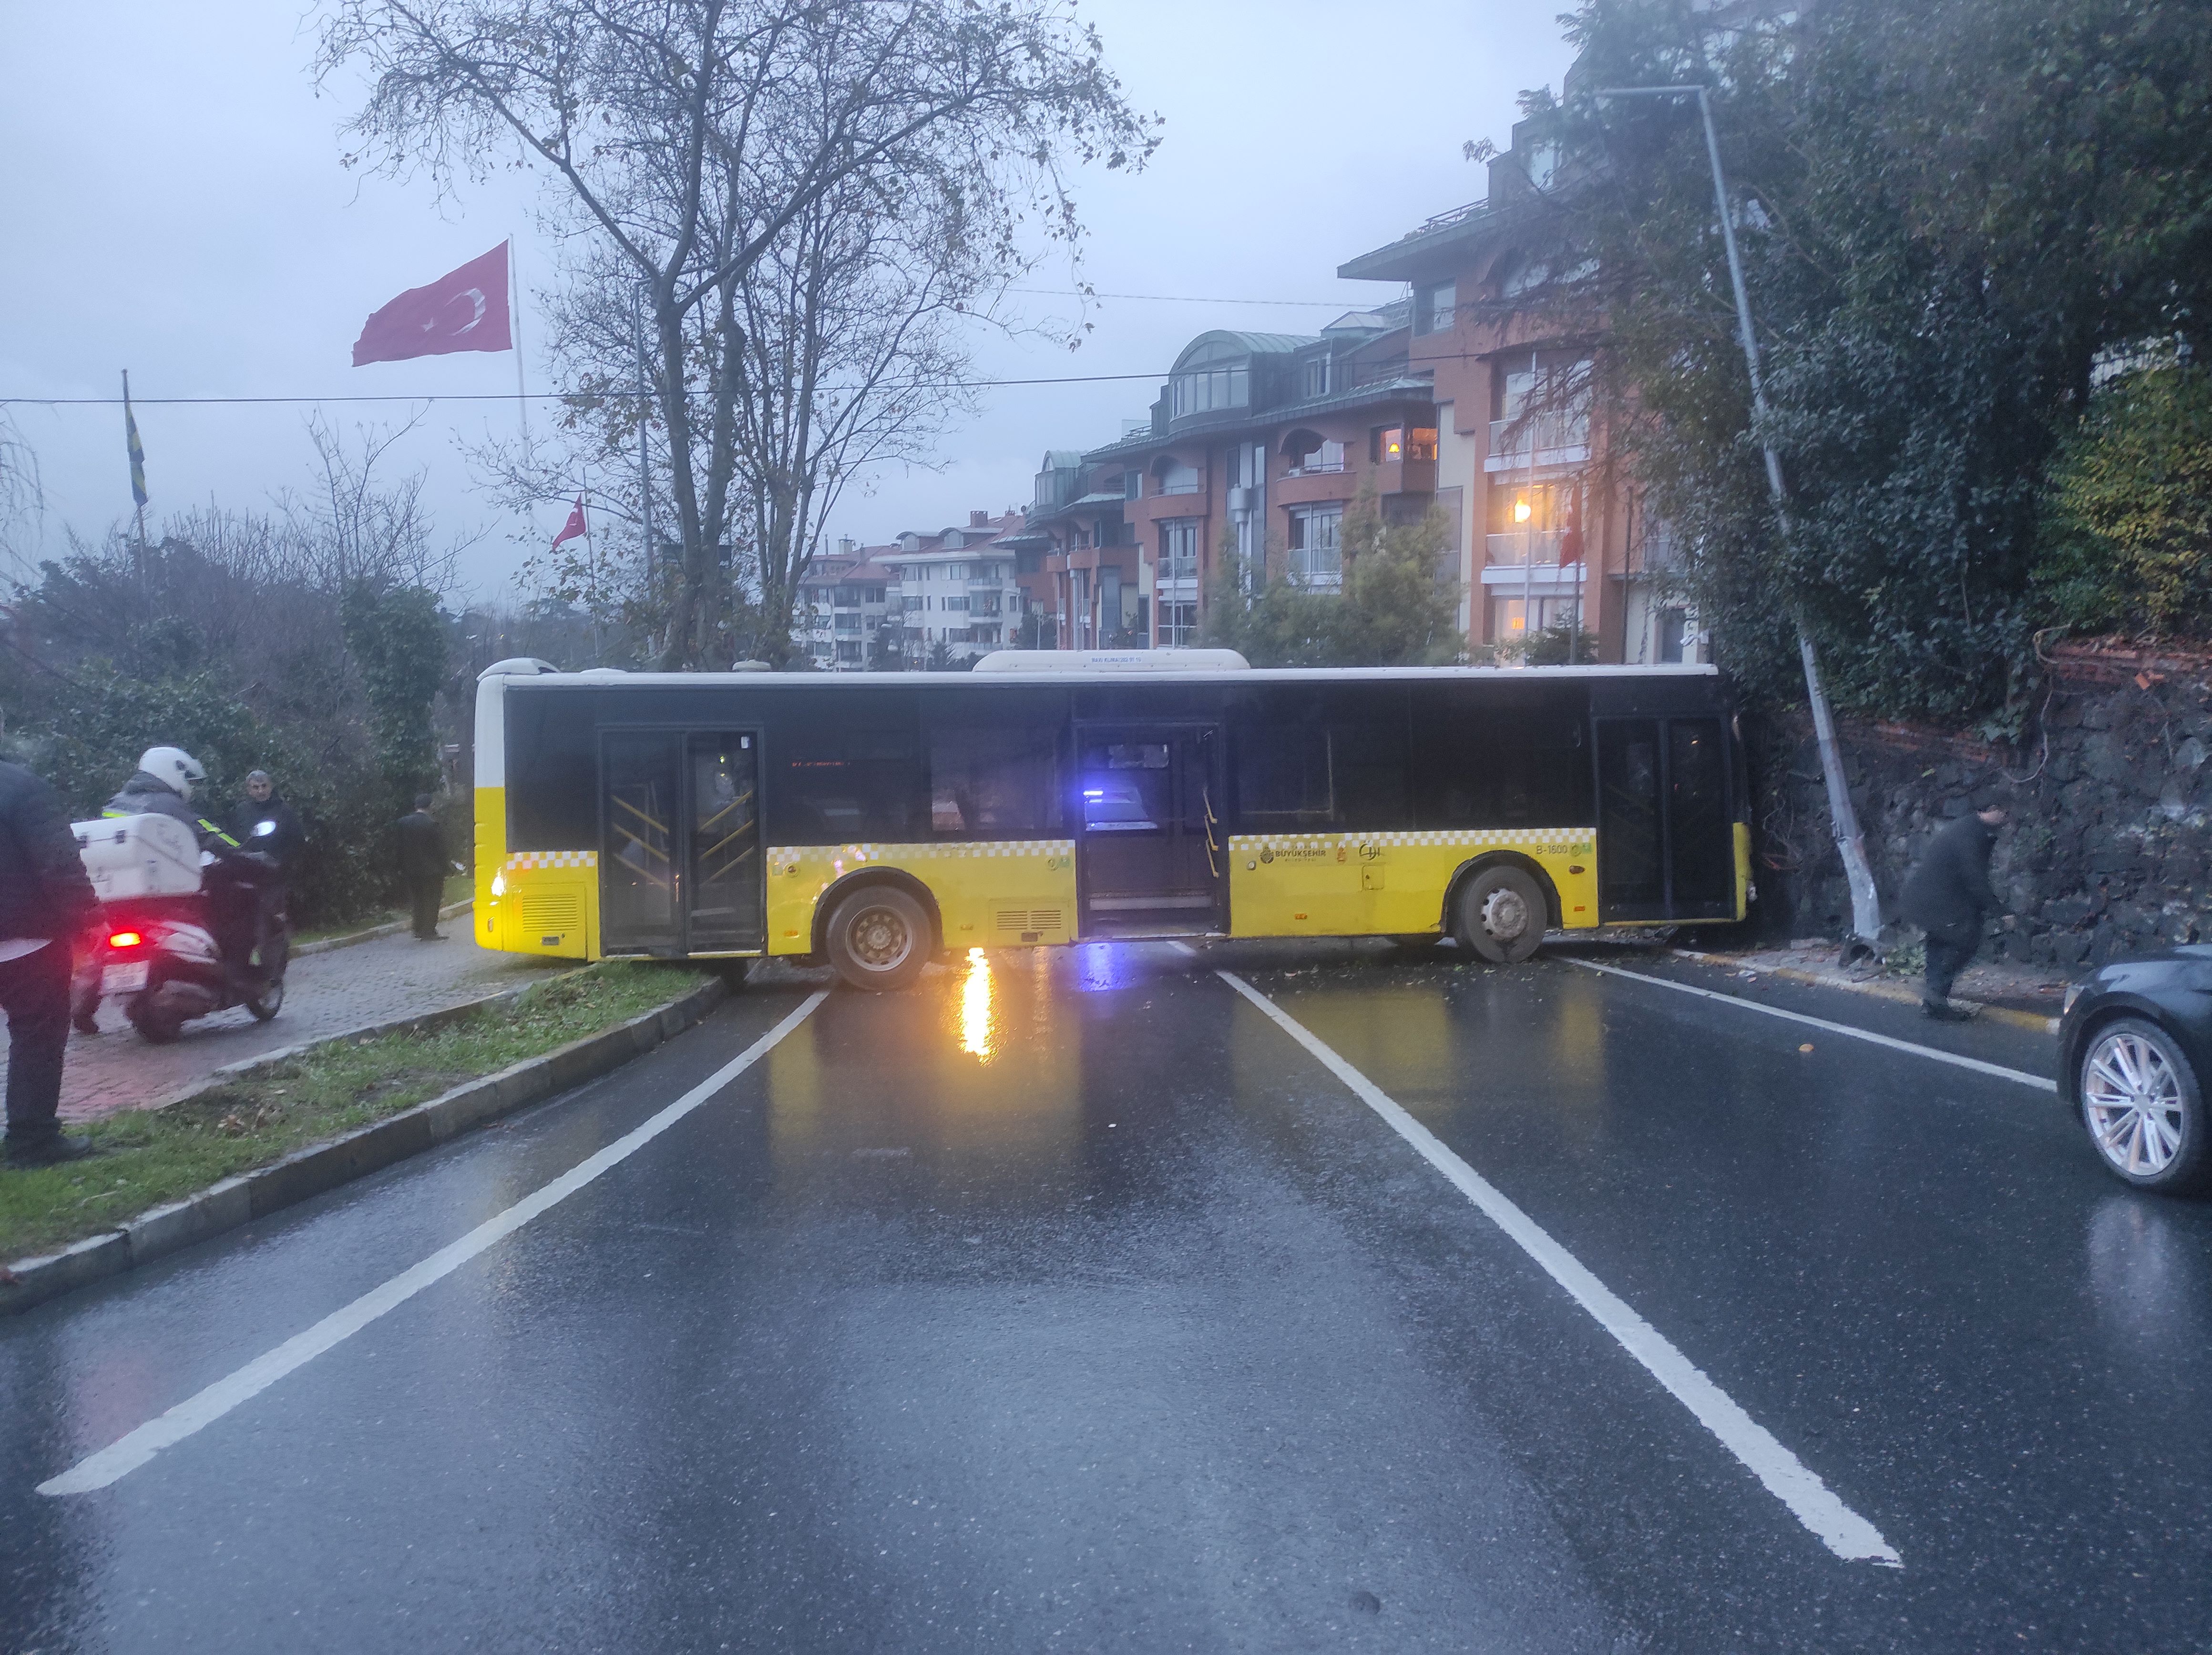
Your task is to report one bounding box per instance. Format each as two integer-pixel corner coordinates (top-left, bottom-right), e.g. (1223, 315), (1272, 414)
(1596, 83), (1884, 950)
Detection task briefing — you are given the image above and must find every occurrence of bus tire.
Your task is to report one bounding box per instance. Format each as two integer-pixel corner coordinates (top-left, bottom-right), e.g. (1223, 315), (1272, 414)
(824, 886), (932, 992)
(1454, 866), (1546, 965)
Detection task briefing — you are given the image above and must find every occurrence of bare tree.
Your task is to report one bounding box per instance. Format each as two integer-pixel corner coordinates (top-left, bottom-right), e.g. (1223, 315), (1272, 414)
(0, 412), (44, 582)
(319, 0), (1153, 668)
(275, 411), (466, 594)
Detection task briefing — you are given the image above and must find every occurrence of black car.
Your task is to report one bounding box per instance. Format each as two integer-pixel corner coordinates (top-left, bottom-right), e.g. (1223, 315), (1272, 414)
(2058, 945), (2212, 1193)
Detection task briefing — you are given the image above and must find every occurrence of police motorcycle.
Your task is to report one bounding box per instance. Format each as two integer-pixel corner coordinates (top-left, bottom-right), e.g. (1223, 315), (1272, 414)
(72, 750), (290, 1044)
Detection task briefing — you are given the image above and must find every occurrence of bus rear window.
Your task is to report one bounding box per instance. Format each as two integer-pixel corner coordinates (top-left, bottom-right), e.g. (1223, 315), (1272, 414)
(506, 691), (597, 850)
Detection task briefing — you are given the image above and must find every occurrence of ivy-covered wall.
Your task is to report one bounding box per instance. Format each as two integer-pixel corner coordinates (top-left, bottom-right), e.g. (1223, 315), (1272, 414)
(1753, 645), (2212, 967)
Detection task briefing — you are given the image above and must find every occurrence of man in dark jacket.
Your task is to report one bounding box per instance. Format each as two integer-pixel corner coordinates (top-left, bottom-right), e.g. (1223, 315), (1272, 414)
(223, 770), (300, 991)
(226, 770), (303, 869)
(0, 760), (100, 1166)
(1899, 806), (2008, 1021)
(396, 795), (448, 941)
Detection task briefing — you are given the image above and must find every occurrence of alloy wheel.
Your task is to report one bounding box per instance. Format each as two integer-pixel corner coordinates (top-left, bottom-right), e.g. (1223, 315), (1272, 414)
(2084, 1029), (2186, 1178)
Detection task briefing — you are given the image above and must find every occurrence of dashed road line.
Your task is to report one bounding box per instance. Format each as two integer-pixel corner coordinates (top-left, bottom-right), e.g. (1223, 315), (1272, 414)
(38, 991), (830, 1497)
(1218, 968), (1904, 1568)
(1564, 957), (2056, 1093)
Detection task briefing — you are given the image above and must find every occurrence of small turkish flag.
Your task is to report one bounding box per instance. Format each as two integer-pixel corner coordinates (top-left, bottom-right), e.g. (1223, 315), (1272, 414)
(551, 496), (587, 552)
(351, 242), (513, 367)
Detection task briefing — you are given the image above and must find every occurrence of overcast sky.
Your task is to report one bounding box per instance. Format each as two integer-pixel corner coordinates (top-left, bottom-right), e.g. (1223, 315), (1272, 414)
(0, 1), (1572, 604)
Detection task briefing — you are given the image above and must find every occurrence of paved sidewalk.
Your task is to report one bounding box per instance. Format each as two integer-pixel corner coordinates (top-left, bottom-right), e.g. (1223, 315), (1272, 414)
(2, 932), (571, 1124)
(1676, 938), (2074, 1030)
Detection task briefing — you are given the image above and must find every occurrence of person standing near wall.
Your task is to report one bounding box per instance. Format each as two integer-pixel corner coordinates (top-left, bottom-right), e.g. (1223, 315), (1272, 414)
(1900, 806), (2009, 1021)
(0, 760), (100, 1166)
(395, 794), (449, 941)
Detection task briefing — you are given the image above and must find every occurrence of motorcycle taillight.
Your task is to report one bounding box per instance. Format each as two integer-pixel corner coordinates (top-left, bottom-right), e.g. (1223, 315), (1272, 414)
(108, 930), (144, 949)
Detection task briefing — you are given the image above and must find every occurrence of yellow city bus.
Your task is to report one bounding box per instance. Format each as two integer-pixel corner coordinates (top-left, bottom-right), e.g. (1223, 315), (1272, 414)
(471, 653), (1750, 990)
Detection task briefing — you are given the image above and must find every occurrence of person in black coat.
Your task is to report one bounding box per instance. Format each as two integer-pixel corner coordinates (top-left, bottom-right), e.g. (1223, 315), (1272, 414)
(222, 769), (302, 991)
(226, 770), (304, 870)
(0, 760), (100, 1166)
(1899, 807), (2008, 1021)
(395, 794), (449, 941)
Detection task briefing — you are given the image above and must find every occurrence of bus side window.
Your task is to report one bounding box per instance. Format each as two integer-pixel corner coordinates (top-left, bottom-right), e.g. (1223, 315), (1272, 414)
(769, 728), (922, 845)
(1411, 694), (1592, 829)
(1236, 724), (1333, 827)
(1328, 725), (1409, 831)
(928, 726), (1061, 838)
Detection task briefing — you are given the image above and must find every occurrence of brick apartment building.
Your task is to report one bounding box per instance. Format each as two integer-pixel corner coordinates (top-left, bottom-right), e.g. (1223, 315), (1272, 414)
(1335, 112), (1696, 664)
(806, 102), (1692, 665)
(798, 511), (1032, 670)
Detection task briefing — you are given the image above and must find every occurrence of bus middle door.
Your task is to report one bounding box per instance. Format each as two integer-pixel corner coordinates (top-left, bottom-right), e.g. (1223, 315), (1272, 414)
(1074, 725), (1224, 938)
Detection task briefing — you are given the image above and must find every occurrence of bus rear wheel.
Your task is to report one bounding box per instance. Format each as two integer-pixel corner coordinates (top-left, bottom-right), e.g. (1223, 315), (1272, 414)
(824, 886), (932, 992)
(1454, 867), (1546, 965)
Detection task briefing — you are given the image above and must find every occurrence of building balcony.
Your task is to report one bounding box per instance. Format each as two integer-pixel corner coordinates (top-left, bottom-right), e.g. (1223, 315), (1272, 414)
(1480, 559), (1586, 595)
(1487, 531), (1577, 565)
(1486, 413), (1591, 473)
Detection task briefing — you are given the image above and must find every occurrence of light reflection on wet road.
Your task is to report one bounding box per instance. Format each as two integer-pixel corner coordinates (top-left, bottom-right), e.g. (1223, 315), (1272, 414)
(2, 939), (2207, 1653)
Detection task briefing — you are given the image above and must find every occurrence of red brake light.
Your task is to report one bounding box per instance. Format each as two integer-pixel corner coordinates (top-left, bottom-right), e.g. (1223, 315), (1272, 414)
(108, 931), (143, 949)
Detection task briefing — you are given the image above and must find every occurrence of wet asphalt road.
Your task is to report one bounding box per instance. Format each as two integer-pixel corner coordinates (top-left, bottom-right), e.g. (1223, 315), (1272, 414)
(3, 940), (2208, 1653)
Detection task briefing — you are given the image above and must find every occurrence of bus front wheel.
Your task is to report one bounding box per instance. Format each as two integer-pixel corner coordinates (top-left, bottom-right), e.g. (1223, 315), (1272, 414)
(1454, 867), (1546, 965)
(825, 887), (932, 992)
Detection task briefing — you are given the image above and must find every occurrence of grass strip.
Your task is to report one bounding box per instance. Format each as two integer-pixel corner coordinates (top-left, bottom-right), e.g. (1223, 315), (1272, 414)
(2, 960), (710, 1264)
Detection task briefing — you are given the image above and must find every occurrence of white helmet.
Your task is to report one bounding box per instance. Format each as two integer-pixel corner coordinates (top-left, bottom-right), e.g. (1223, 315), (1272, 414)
(138, 746), (207, 802)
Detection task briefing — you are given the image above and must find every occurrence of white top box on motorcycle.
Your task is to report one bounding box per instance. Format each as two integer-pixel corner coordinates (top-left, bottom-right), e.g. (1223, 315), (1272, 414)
(73, 813), (203, 899)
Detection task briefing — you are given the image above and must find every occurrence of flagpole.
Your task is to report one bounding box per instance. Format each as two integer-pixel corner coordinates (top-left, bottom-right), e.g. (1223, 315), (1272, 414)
(509, 239), (529, 442)
(585, 469), (602, 667)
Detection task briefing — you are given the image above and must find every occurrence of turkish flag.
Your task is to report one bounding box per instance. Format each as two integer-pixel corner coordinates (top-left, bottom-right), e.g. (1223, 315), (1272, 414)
(351, 242), (513, 366)
(551, 496), (587, 552)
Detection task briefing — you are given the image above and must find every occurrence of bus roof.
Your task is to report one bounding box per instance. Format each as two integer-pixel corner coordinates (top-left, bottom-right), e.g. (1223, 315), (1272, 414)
(481, 662), (1721, 687)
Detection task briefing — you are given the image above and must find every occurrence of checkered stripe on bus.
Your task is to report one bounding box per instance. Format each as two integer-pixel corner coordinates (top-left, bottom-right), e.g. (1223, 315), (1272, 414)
(504, 850), (599, 870)
(768, 841), (1075, 862)
(1229, 829), (1593, 853)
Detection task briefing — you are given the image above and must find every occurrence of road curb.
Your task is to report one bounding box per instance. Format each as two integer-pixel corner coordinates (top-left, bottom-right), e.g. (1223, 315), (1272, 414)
(1670, 949), (2061, 1034)
(1, 974), (728, 1318)
(136, 969), (560, 1117)
(291, 898), (474, 958)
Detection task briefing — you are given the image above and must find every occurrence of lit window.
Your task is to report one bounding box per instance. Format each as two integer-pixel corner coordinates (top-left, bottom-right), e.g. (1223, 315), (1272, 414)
(1374, 427), (1403, 463)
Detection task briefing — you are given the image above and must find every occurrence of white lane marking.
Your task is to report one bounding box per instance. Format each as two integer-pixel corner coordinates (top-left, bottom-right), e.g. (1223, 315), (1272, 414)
(1217, 969), (1903, 1568)
(39, 991), (830, 1498)
(1564, 957), (2056, 1093)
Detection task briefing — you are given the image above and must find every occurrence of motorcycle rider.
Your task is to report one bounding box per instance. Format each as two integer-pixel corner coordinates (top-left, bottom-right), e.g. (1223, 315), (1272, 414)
(102, 747), (265, 992)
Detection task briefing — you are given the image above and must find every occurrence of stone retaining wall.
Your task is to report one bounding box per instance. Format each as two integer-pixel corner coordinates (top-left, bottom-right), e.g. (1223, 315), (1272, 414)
(1751, 644), (2212, 967)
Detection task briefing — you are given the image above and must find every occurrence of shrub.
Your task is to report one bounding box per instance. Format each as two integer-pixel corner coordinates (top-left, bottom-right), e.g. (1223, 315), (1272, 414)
(2035, 364), (2212, 638)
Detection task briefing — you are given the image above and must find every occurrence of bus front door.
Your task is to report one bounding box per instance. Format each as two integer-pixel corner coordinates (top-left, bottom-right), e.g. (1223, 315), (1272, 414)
(1594, 716), (1733, 922)
(682, 732), (763, 952)
(599, 729), (763, 955)
(1075, 725), (1224, 937)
